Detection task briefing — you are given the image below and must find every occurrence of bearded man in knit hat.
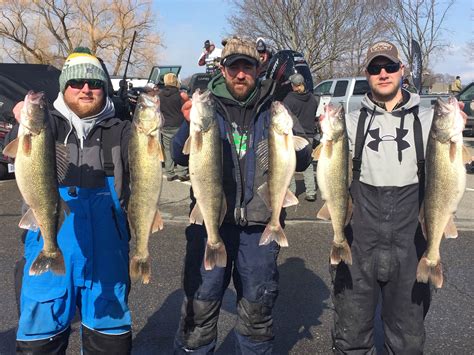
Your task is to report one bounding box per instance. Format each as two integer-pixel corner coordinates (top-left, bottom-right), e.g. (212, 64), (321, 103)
(7, 47), (133, 354)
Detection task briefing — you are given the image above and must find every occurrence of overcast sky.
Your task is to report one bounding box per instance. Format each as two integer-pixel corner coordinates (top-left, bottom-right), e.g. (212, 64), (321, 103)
(155, 0), (473, 83)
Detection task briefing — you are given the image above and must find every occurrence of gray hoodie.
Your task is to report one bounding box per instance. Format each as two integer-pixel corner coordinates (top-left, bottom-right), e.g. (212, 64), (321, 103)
(346, 91), (433, 187)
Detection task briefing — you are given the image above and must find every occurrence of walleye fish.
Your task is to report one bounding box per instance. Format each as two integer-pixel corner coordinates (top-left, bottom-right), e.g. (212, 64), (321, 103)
(3, 91), (69, 275)
(417, 96), (471, 288)
(183, 89), (227, 271)
(128, 93), (165, 284)
(257, 101), (309, 247)
(313, 104), (352, 265)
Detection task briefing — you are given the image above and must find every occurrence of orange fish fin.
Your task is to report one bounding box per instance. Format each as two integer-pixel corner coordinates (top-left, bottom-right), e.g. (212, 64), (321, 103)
(416, 256), (443, 289)
(2, 137), (19, 158)
(462, 145), (472, 164)
(151, 209), (164, 233)
(443, 215), (458, 239)
(23, 134), (32, 156)
(29, 250), (65, 276)
(326, 141), (333, 159)
(189, 203), (204, 225)
(257, 182), (271, 210)
(283, 189), (299, 207)
(317, 202), (331, 220)
(204, 242), (227, 270)
(293, 136), (309, 151)
(312, 144), (322, 160)
(182, 137), (191, 155)
(156, 141), (165, 162)
(130, 255), (151, 284)
(193, 132), (203, 154)
(259, 223), (289, 247)
(330, 240), (352, 265)
(19, 208), (39, 231)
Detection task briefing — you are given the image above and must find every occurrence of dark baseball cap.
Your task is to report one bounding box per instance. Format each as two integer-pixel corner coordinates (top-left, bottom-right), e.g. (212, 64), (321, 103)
(204, 40), (211, 49)
(364, 41), (401, 68)
(289, 73), (304, 85)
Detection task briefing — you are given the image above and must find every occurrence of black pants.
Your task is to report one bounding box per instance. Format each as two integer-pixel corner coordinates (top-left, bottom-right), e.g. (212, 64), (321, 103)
(331, 181), (431, 354)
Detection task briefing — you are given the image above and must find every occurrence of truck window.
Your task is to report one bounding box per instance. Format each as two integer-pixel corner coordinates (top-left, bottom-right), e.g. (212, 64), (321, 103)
(459, 84), (474, 101)
(314, 81), (333, 95)
(353, 80), (369, 95)
(333, 81), (348, 97)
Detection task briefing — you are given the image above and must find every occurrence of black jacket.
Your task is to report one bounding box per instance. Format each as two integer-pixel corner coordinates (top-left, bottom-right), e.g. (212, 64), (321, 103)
(283, 91), (318, 136)
(172, 76), (313, 226)
(159, 86), (185, 128)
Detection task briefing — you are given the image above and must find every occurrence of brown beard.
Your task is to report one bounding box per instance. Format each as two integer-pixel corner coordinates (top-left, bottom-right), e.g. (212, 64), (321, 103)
(226, 80), (256, 101)
(67, 98), (105, 118)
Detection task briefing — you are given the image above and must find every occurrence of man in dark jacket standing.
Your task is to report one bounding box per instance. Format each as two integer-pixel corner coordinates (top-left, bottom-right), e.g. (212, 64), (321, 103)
(284, 73), (319, 201)
(159, 73), (189, 181)
(172, 37), (313, 354)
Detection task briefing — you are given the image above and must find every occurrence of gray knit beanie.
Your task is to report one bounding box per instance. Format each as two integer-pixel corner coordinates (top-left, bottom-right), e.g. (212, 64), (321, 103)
(59, 47), (108, 93)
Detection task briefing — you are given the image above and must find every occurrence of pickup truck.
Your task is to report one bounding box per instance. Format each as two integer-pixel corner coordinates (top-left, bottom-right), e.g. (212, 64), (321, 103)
(457, 81), (474, 136)
(314, 76), (449, 116)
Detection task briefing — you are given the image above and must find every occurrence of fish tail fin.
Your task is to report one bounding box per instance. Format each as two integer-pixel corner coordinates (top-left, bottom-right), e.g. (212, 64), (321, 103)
(259, 224), (289, 247)
(130, 255), (151, 284)
(29, 250), (65, 276)
(204, 242), (227, 271)
(330, 240), (352, 265)
(416, 256), (443, 289)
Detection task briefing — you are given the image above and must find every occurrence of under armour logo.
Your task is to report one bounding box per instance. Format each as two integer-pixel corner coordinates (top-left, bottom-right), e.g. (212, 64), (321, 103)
(367, 128), (410, 152)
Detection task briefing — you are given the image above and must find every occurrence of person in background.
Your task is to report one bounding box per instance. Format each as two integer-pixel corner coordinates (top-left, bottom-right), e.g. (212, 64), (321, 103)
(256, 37), (273, 79)
(284, 73), (319, 201)
(7, 47), (132, 354)
(331, 40), (433, 354)
(159, 73), (189, 182)
(402, 77), (417, 93)
(172, 36), (313, 354)
(451, 75), (462, 94)
(198, 40), (223, 75)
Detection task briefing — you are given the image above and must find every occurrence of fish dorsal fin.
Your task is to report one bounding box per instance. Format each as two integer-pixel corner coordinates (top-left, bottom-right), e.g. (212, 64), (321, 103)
(462, 145), (472, 165)
(2, 137), (19, 158)
(312, 144), (322, 161)
(55, 143), (70, 183)
(19, 208), (39, 231)
(256, 139), (269, 172)
(293, 136), (309, 151)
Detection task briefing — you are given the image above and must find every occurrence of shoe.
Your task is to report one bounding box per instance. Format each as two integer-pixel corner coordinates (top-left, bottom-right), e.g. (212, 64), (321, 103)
(166, 175), (178, 182)
(178, 175), (190, 182)
(305, 194), (316, 202)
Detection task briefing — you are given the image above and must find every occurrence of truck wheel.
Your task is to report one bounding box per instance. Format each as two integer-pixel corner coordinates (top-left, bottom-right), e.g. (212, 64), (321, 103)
(0, 163), (8, 180)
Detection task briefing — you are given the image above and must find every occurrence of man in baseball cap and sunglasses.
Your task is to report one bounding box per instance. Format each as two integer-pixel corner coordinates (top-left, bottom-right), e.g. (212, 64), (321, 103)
(330, 40), (434, 353)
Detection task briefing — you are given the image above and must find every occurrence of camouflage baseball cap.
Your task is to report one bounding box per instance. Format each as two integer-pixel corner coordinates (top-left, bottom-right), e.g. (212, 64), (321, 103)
(364, 41), (401, 68)
(221, 37), (260, 67)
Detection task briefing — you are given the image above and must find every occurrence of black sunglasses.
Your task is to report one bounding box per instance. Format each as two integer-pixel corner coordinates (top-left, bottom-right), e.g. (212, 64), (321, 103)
(367, 62), (400, 75)
(67, 79), (104, 90)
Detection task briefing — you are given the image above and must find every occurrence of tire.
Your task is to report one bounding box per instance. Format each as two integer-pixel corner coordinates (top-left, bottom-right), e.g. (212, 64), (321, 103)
(0, 163), (8, 180)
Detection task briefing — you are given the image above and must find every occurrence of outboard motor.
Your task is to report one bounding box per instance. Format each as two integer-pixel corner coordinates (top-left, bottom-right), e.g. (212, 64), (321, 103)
(265, 50), (313, 101)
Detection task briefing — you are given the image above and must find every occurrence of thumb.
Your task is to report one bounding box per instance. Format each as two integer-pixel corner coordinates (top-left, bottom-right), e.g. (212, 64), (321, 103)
(180, 91), (189, 104)
(181, 99), (192, 122)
